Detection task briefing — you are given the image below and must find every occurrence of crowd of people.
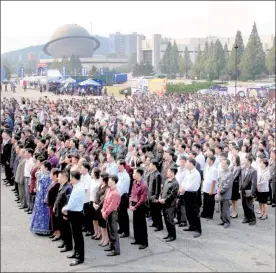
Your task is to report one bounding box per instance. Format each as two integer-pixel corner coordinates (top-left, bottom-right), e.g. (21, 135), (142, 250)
(1, 91), (275, 267)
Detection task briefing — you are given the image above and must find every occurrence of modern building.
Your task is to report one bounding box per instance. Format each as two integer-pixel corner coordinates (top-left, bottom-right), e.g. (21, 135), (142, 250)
(137, 34), (275, 71)
(109, 32), (138, 57)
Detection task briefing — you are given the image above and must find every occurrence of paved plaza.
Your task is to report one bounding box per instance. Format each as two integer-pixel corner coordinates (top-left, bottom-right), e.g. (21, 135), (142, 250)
(1, 88), (275, 272)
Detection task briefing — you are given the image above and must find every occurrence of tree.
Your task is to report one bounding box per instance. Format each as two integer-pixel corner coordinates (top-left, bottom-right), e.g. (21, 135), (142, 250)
(182, 46), (193, 78)
(239, 23), (266, 81)
(159, 41), (172, 74)
(171, 41), (180, 75)
(1, 58), (11, 80)
(228, 30), (245, 80)
(213, 39), (226, 79)
(191, 44), (203, 79)
(205, 41), (216, 81)
(49, 59), (62, 70)
(89, 65), (98, 76)
(266, 36), (275, 76)
(132, 62), (155, 77)
(200, 41), (209, 79)
(68, 55), (83, 76)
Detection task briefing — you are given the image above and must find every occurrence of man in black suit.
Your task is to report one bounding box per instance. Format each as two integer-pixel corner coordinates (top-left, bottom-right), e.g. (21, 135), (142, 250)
(53, 171), (73, 251)
(23, 128), (36, 151)
(1, 129), (13, 186)
(240, 155), (257, 226)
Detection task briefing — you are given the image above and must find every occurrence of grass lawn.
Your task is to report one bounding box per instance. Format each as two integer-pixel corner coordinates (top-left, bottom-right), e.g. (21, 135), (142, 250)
(106, 85), (127, 99)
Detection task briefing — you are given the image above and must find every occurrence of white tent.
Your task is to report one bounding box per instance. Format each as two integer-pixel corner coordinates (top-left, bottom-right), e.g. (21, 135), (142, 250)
(79, 78), (101, 86)
(61, 77), (76, 84)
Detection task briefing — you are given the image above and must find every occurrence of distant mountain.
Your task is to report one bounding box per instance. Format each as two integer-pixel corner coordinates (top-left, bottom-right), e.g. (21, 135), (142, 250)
(1, 35), (110, 62)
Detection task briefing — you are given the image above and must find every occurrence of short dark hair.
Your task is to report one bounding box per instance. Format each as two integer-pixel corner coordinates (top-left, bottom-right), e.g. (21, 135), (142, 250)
(109, 175), (118, 184)
(43, 161), (52, 171)
(261, 158), (269, 167)
(25, 148), (34, 155)
(188, 158), (196, 166)
(71, 170), (81, 180)
(60, 170), (69, 178)
(51, 168), (60, 177)
(208, 155), (216, 163)
(134, 168), (144, 177)
(117, 159), (126, 167)
(168, 166), (178, 175)
(48, 146), (56, 153)
(93, 168), (101, 179)
(245, 155), (253, 163)
(82, 162), (91, 172)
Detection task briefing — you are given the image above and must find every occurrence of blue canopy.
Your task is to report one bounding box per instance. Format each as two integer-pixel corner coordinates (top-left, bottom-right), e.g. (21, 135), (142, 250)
(79, 78), (101, 86)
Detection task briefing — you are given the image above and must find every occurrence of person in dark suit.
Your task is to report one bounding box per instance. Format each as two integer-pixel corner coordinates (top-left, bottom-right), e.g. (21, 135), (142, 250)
(23, 128), (36, 151)
(159, 166), (179, 242)
(53, 170), (73, 251)
(147, 159), (163, 231)
(47, 168), (61, 238)
(240, 155), (257, 226)
(1, 129), (13, 186)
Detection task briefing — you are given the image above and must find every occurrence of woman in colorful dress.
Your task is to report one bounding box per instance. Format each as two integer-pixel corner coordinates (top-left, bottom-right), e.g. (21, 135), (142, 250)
(30, 161), (52, 235)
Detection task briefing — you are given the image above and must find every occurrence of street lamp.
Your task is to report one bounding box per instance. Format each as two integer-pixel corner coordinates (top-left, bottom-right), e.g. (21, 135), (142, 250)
(234, 44), (238, 97)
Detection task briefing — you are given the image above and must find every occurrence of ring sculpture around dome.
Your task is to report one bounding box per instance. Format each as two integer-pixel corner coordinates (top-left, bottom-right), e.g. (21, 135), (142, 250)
(43, 35), (100, 58)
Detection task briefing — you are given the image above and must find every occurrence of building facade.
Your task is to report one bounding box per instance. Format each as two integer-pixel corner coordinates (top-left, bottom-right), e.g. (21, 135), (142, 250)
(109, 32), (138, 57)
(137, 34), (275, 72)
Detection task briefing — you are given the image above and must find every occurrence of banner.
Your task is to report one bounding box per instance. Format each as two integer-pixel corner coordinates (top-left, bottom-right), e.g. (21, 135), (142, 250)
(148, 78), (167, 96)
(84, 68), (87, 76)
(81, 67), (87, 76)
(247, 87), (268, 98)
(100, 68), (104, 74)
(20, 67), (24, 79)
(138, 79), (148, 92)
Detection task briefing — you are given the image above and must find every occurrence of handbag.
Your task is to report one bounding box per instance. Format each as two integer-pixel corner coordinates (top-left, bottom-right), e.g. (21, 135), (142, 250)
(215, 194), (222, 202)
(245, 190), (252, 198)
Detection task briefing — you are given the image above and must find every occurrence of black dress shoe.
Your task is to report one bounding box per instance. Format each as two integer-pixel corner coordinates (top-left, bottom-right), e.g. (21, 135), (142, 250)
(183, 228), (195, 231)
(11, 188), (16, 191)
(27, 211), (32, 214)
(242, 219), (249, 224)
(15, 198), (20, 202)
(163, 235), (170, 240)
(249, 221), (256, 226)
(139, 245), (148, 250)
(58, 244), (65, 248)
(130, 241), (139, 245)
(19, 206), (27, 209)
(104, 247), (113, 252)
(67, 254), (77, 259)
(149, 224), (156, 227)
(165, 237), (176, 242)
(217, 222), (225, 226)
(24, 208), (30, 212)
(85, 232), (92, 237)
(52, 236), (61, 241)
(17, 201), (21, 203)
(107, 251), (119, 256)
(117, 229), (123, 234)
(120, 233), (129, 238)
(193, 232), (202, 238)
(154, 228), (163, 232)
(70, 259), (84, 266)
(60, 248), (72, 253)
(178, 223), (187, 227)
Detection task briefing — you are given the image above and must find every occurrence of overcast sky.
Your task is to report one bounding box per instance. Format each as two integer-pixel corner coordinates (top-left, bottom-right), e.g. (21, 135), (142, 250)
(1, 1), (275, 53)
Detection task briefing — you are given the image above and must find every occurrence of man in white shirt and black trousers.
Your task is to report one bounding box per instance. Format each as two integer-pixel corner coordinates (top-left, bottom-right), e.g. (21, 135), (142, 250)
(80, 162), (94, 237)
(62, 171), (85, 266)
(117, 160), (131, 238)
(180, 158), (202, 238)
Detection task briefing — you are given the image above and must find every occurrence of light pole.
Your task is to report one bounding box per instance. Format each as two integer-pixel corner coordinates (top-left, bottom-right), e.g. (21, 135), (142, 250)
(234, 44), (238, 97)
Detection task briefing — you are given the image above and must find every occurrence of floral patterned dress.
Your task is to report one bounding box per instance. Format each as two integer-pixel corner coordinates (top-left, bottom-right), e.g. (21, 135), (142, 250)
(30, 171), (51, 235)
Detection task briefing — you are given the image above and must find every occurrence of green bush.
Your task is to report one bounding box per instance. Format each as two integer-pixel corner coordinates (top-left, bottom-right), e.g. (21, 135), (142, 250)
(119, 87), (132, 95)
(166, 82), (212, 94)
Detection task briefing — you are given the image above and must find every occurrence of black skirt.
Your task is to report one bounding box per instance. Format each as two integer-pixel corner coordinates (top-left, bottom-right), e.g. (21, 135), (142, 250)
(231, 182), (241, 201)
(95, 207), (106, 228)
(256, 191), (269, 204)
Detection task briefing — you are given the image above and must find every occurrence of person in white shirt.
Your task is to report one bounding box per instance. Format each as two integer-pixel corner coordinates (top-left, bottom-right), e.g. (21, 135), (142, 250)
(106, 153), (118, 176)
(24, 148), (35, 213)
(117, 160), (131, 237)
(80, 162), (93, 236)
(176, 156), (189, 227)
(201, 156), (218, 220)
(179, 158), (202, 238)
(89, 168), (102, 240)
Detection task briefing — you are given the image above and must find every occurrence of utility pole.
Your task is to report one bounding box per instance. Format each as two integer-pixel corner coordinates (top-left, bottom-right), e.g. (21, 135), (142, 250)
(234, 44), (238, 97)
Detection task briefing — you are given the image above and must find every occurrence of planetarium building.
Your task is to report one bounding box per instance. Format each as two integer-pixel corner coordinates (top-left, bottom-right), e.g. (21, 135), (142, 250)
(43, 24), (100, 58)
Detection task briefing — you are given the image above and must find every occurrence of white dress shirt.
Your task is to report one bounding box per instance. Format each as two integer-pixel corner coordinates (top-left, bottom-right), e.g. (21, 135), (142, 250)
(106, 162), (118, 176)
(202, 165), (218, 194)
(181, 168), (201, 192)
(89, 178), (101, 202)
(81, 173), (93, 204)
(196, 152), (206, 171)
(24, 158), (35, 178)
(175, 167), (188, 186)
(64, 181), (85, 212)
(117, 170), (131, 196)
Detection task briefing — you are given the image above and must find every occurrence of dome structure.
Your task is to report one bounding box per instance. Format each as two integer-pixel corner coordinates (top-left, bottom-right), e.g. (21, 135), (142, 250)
(43, 24), (100, 58)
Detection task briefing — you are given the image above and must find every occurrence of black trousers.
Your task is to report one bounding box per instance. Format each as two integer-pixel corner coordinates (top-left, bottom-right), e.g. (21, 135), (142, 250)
(201, 192), (215, 219)
(60, 216), (73, 250)
(14, 180), (19, 195)
(197, 173), (203, 208)
(241, 193), (256, 223)
(149, 200), (163, 229)
(184, 191), (202, 233)
(107, 211), (120, 254)
(83, 202), (93, 234)
(176, 195), (187, 224)
(132, 202), (148, 246)
(68, 211), (84, 261)
(163, 206), (176, 239)
(4, 164), (13, 184)
(118, 193), (130, 235)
